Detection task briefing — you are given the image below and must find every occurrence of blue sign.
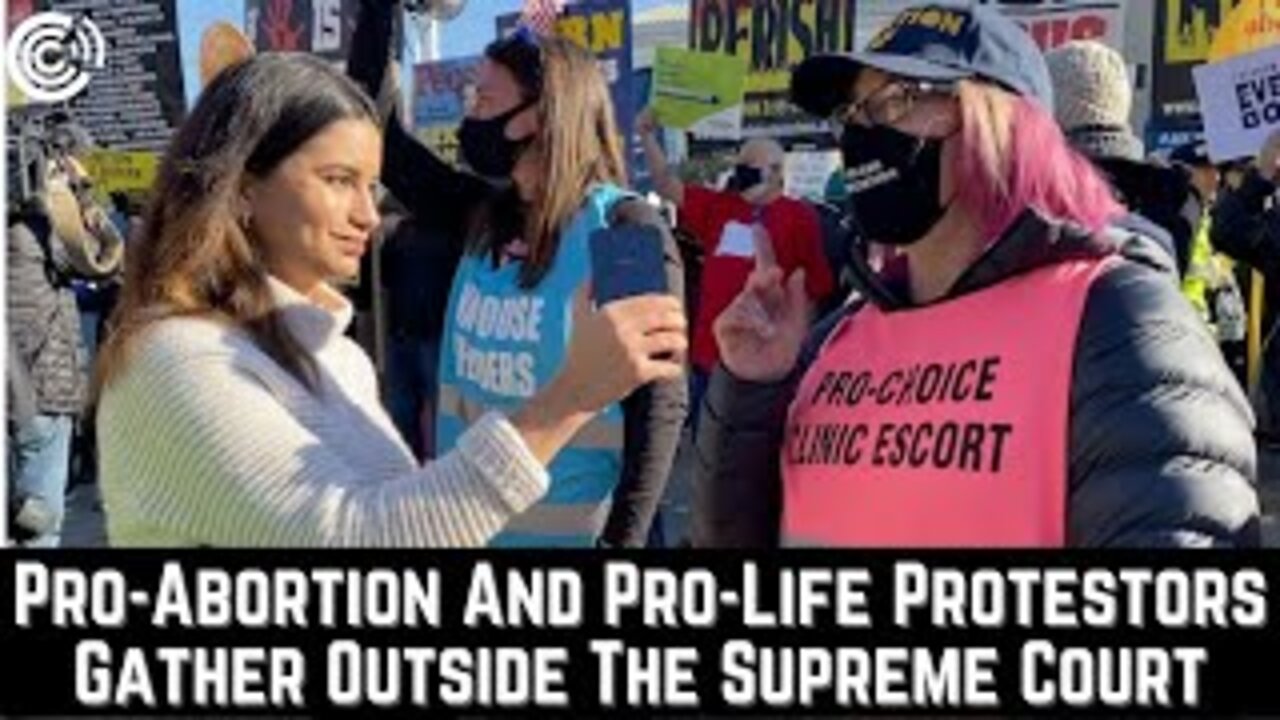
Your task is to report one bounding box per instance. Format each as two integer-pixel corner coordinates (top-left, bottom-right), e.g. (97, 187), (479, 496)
(413, 55), (483, 128)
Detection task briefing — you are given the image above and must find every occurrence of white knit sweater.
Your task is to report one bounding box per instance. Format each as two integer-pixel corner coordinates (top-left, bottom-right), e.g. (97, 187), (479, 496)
(97, 280), (550, 547)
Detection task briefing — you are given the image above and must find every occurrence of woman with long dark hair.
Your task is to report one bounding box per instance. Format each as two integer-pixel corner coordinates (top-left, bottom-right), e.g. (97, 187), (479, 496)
(94, 53), (685, 547)
(349, 2), (687, 547)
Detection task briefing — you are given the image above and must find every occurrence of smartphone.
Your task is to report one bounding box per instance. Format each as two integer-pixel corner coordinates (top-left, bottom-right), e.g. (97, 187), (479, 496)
(589, 224), (669, 306)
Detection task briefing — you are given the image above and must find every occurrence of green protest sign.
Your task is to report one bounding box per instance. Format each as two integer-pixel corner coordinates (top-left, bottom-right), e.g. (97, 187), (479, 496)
(651, 46), (748, 139)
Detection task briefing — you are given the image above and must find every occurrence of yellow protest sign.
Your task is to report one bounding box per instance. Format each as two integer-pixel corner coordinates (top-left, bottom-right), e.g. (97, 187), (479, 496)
(1210, 0), (1280, 61)
(689, 0), (857, 136)
(84, 151), (159, 193)
(1164, 0), (1239, 64)
(417, 127), (461, 167)
(652, 47), (748, 139)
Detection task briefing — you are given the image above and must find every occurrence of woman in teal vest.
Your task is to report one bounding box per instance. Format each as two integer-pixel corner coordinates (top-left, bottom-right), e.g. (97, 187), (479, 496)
(349, 2), (688, 547)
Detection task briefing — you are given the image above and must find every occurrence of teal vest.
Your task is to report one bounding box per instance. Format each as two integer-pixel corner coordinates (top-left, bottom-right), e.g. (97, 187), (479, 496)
(437, 185), (629, 547)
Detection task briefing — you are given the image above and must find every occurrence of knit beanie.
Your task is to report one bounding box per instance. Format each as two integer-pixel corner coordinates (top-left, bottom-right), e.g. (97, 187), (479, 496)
(1045, 40), (1143, 161)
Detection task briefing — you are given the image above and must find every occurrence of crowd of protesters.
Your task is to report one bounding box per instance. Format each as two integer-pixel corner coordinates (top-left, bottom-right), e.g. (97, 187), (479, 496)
(8, 2), (1278, 548)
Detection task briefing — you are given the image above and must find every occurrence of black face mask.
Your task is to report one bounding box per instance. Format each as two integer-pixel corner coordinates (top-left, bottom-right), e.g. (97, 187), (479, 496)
(840, 124), (949, 246)
(726, 164), (764, 193)
(458, 100), (536, 178)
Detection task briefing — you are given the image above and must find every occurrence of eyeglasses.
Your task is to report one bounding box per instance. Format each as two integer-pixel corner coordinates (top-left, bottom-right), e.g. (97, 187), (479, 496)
(829, 79), (954, 137)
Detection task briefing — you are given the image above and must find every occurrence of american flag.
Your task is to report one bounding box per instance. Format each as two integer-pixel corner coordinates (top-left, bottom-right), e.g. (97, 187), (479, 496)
(521, 0), (565, 37)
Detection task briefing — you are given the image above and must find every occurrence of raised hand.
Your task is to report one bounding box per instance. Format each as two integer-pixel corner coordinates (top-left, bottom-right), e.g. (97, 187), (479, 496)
(713, 224), (813, 382)
(635, 107), (659, 137)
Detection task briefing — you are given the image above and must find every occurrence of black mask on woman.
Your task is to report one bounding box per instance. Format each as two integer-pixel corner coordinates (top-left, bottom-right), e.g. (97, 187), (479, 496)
(840, 124), (950, 246)
(726, 164), (764, 193)
(458, 100), (536, 178)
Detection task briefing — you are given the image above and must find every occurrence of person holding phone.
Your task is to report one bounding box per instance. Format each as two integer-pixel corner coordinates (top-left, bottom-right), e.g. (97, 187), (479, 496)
(349, 0), (687, 547)
(694, 4), (1259, 548)
(635, 111), (835, 437)
(92, 53), (682, 547)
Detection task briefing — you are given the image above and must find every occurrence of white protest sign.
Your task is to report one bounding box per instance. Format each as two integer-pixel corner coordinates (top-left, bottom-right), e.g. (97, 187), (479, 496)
(784, 150), (842, 202)
(1194, 44), (1280, 162)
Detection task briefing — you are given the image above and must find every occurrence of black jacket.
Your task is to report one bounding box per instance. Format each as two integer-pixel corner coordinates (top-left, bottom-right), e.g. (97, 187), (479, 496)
(379, 214), (456, 343)
(1213, 170), (1280, 270)
(6, 215), (84, 416)
(1212, 169), (1280, 438)
(350, 0), (686, 546)
(1094, 156), (1199, 277)
(693, 210), (1260, 548)
(1211, 169), (1280, 324)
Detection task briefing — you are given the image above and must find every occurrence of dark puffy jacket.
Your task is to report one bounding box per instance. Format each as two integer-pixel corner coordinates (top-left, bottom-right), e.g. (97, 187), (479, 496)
(6, 216), (85, 415)
(693, 210), (1260, 548)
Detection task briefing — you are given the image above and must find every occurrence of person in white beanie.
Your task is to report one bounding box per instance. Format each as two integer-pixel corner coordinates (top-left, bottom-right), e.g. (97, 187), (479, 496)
(1046, 39), (1143, 160)
(1046, 40), (1200, 277)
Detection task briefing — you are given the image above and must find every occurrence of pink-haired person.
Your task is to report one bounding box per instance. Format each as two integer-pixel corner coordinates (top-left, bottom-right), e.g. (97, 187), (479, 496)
(692, 4), (1260, 548)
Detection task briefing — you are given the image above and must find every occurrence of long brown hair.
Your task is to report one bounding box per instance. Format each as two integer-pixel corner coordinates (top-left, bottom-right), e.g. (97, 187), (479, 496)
(480, 36), (628, 287)
(94, 53), (378, 397)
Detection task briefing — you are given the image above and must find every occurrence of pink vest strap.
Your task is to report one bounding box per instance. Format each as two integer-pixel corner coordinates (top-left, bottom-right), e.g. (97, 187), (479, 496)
(781, 256), (1117, 547)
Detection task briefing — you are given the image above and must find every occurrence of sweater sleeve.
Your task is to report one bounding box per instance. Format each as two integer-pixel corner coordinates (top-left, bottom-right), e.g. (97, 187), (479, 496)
(100, 350), (549, 548)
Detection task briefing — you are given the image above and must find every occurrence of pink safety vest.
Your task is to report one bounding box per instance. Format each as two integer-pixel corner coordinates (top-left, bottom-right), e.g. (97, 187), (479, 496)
(781, 256), (1117, 547)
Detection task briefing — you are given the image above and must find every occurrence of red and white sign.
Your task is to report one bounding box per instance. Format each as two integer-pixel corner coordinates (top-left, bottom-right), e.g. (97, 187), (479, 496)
(855, 0), (1125, 54)
(999, 1), (1125, 52)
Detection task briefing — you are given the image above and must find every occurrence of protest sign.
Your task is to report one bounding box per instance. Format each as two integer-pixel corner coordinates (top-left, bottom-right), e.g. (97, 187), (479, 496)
(991, 0), (1124, 51)
(1194, 44), (1280, 161)
(414, 56), (481, 128)
(1152, 1), (1239, 129)
(36, 0), (186, 151)
(83, 150), (160, 194)
(689, 0), (857, 138)
(246, 0), (358, 62)
(1210, 0), (1280, 61)
(784, 149), (841, 202)
(411, 55), (482, 166)
(651, 47), (748, 140)
(854, 1), (1123, 55)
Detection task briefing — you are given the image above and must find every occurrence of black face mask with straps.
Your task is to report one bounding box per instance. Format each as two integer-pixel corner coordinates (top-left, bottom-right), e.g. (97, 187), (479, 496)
(457, 99), (537, 179)
(726, 164), (764, 193)
(840, 123), (951, 247)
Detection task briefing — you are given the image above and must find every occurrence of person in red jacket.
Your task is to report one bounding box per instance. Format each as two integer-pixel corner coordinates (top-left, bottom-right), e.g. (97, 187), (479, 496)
(636, 111), (834, 435)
